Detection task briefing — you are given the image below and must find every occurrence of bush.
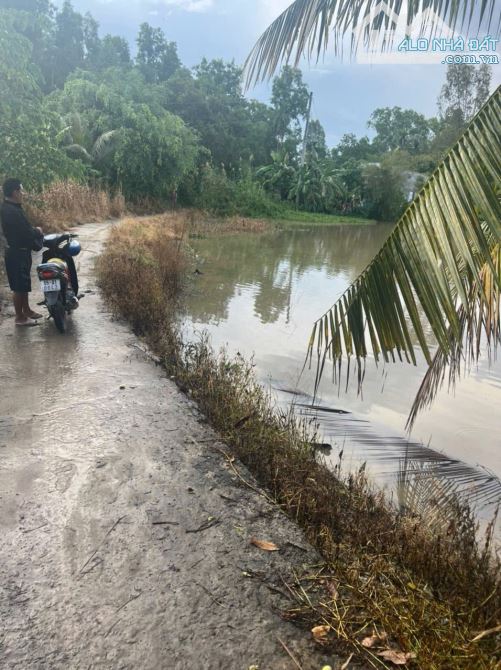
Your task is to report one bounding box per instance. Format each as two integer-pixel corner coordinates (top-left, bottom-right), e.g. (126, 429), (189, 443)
(233, 177), (283, 218)
(195, 165), (238, 216)
(192, 165), (283, 219)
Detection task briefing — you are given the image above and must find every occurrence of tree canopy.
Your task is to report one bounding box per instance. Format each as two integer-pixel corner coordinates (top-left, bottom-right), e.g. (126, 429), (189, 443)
(0, 0), (494, 222)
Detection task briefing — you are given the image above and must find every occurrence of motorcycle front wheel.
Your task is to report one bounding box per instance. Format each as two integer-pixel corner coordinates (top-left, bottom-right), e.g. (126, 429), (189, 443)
(49, 297), (66, 334)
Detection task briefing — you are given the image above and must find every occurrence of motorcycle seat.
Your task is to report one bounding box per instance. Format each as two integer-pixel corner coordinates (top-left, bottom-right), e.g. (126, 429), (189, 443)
(37, 260), (69, 277)
(38, 258), (67, 268)
(43, 233), (70, 248)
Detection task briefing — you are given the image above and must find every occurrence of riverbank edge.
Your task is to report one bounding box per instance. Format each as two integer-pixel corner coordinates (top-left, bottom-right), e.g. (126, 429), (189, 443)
(95, 214), (500, 669)
(166, 209), (377, 239)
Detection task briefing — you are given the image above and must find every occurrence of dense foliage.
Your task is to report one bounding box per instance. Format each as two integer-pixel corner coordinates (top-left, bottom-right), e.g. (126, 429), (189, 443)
(0, 1), (492, 221)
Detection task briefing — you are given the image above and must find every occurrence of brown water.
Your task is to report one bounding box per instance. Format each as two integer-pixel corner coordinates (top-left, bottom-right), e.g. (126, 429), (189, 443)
(183, 224), (501, 517)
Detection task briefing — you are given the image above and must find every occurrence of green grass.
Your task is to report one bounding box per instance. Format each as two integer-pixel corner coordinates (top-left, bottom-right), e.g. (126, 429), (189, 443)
(266, 208), (377, 226)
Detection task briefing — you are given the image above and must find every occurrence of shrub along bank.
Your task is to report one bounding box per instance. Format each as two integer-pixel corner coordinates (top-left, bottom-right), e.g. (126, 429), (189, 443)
(97, 214), (500, 669)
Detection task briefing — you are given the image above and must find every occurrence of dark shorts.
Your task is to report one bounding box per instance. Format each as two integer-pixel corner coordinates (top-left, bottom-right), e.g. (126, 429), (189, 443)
(4, 248), (32, 293)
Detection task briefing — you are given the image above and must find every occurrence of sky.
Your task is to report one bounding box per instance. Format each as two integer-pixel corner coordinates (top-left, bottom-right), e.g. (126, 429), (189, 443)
(56, 0), (501, 147)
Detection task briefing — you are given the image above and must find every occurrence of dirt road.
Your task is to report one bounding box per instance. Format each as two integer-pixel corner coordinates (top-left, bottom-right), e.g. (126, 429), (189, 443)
(0, 223), (333, 670)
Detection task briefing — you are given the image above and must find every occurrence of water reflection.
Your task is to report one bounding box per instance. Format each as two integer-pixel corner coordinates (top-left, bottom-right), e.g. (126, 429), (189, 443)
(183, 224), (501, 522)
(188, 225), (392, 326)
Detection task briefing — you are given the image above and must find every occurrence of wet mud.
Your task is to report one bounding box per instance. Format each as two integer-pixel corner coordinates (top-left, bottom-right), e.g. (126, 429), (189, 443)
(0, 223), (333, 670)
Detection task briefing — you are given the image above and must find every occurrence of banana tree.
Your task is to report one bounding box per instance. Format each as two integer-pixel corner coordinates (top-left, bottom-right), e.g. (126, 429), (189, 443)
(256, 149), (297, 200)
(245, 0), (500, 84)
(288, 159), (345, 211)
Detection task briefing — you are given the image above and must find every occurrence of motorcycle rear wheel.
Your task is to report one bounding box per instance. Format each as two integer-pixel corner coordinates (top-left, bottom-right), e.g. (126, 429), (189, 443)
(49, 298), (66, 334)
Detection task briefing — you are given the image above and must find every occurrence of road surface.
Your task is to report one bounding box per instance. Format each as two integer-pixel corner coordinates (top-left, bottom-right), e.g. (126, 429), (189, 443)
(0, 222), (333, 670)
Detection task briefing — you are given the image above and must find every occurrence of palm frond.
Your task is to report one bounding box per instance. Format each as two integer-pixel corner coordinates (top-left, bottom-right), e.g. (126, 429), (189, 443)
(245, 0), (501, 84)
(64, 143), (92, 162)
(395, 457), (500, 530)
(69, 112), (85, 146)
(306, 87), (501, 412)
(55, 124), (72, 144)
(91, 130), (119, 162)
(407, 242), (501, 428)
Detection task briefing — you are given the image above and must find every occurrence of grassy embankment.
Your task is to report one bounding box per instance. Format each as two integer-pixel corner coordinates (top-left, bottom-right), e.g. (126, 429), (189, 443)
(272, 210), (377, 226)
(96, 212), (500, 670)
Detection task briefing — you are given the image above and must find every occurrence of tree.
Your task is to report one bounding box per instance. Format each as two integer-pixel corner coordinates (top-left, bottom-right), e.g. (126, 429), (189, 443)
(52, 0), (84, 88)
(271, 66), (309, 151)
(82, 12), (99, 63)
(57, 112), (119, 170)
(256, 150), (297, 200)
(0, 9), (82, 187)
(331, 160), (364, 214)
(368, 107), (432, 155)
(194, 58), (242, 97)
(245, 0), (498, 83)
(438, 63), (492, 125)
(88, 35), (131, 71)
(103, 35), (130, 68)
(306, 119), (327, 159)
(162, 60), (275, 169)
(333, 134), (376, 164)
(362, 162), (407, 222)
(136, 23), (180, 83)
(50, 73), (199, 199)
(112, 107), (198, 199)
(289, 159), (344, 212)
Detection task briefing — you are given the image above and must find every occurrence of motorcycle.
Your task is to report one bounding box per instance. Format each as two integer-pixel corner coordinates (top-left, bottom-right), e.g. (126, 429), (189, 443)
(36, 233), (82, 333)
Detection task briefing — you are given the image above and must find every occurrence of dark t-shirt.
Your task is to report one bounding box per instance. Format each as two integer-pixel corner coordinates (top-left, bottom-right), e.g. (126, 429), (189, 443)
(1, 200), (37, 249)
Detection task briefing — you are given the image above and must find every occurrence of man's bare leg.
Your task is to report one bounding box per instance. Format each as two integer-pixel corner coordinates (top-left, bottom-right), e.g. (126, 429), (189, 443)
(21, 293), (42, 320)
(13, 292), (29, 325)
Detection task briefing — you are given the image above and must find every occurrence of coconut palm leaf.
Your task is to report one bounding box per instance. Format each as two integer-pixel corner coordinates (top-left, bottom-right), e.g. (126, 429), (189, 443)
(306, 87), (501, 414)
(69, 112), (85, 147)
(245, 0), (501, 84)
(407, 242), (501, 428)
(92, 130), (119, 162)
(64, 143), (92, 162)
(395, 456), (500, 529)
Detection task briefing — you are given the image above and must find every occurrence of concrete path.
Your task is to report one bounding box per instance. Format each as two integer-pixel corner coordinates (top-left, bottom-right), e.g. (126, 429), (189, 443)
(0, 223), (333, 670)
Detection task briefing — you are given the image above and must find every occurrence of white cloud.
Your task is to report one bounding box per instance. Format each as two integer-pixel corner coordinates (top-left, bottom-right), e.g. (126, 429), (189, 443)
(159, 0), (214, 12)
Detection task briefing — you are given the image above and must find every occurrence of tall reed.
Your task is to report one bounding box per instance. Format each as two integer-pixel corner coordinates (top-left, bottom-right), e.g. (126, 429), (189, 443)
(26, 180), (125, 231)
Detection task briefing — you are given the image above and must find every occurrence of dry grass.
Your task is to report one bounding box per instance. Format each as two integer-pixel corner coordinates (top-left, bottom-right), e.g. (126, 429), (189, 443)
(25, 180), (125, 232)
(97, 217), (501, 670)
(96, 214), (187, 339)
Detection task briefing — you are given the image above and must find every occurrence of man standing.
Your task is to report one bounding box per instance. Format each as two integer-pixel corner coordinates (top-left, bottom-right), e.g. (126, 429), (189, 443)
(1, 178), (43, 326)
